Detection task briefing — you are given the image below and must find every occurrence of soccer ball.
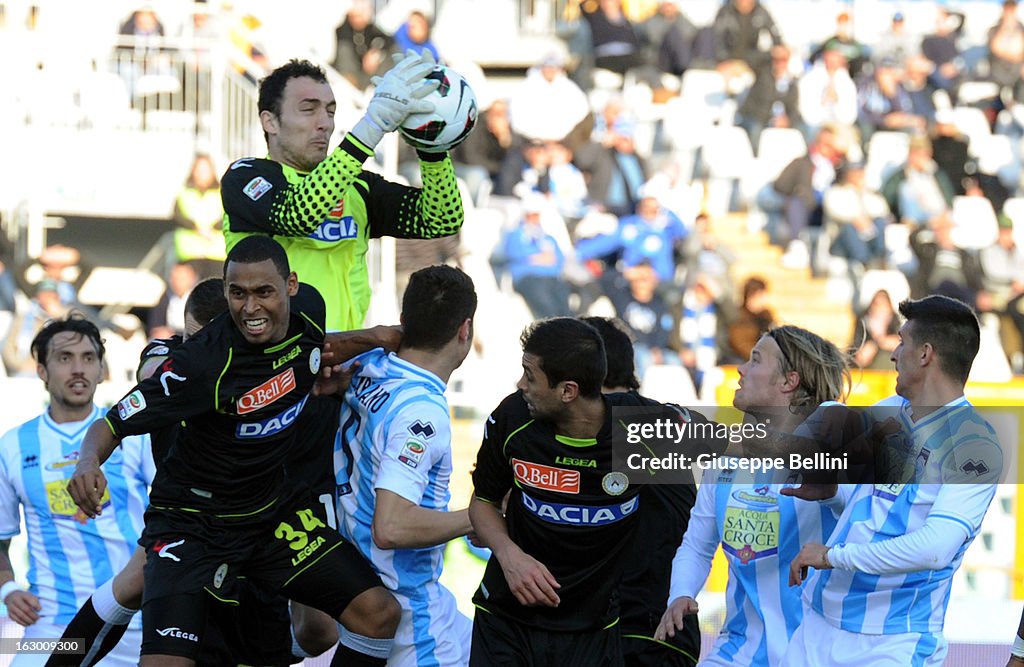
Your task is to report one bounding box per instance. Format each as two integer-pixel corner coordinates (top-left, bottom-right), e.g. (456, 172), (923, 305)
(399, 65), (477, 153)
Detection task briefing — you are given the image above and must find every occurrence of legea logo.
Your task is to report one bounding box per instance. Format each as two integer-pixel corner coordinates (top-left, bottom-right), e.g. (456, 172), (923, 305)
(156, 627), (198, 642)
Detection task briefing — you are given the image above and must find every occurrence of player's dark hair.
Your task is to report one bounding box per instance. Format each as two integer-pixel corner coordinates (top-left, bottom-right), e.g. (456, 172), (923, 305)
(401, 266), (477, 350)
(521, 318), (607, 399)
(185, 278), (227, 327)
(898, 295), (979, 384)
(258, 59), (328, 141)
(580, 316), (639, 391)
(31, 314), (105, 366)
(224, 236), (290, 281)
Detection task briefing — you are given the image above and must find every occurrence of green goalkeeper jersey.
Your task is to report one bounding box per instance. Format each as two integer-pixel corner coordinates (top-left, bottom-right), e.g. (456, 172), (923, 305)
(222, 134), (464, 331)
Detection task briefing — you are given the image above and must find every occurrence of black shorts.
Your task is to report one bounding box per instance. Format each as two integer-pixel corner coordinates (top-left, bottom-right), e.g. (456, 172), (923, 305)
(140, 489), (381, 659)
(198, 585), (297, 667)
(621, 633), (697, 667)
(470, 609), (623, 667)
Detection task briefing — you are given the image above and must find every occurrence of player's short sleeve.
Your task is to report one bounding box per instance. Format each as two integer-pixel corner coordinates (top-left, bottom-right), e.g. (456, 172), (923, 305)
(374, 399), (450, 504)
(939, 427), (1003, 486)
(0, 433), (23, 539)
(105, 337), (214, 439)
(928, 482), (998, 536)
(471, 394), (518, 504)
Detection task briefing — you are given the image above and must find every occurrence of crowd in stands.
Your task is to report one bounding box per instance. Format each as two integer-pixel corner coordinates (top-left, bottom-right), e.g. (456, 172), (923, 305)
(5, 0), (1024, 386)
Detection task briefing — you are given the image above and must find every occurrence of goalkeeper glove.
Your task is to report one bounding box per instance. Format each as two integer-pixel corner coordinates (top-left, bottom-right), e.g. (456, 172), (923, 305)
(351, 49), (439, 149)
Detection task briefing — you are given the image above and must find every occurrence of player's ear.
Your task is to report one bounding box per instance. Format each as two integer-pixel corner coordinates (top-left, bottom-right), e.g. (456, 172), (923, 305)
(286, 272), (299, 297)
(560, 380), (579, 403)
(36, 362), (48, 386)
(260, 110), (279, 137)
(458, 318), (472, 343)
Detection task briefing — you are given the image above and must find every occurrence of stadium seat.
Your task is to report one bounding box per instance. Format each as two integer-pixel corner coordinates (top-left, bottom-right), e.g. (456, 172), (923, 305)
(756, 127), (807, 177)
(865, 132), (910, 190)
(857, 270), (911, 312)
(701, 126), (755, 215)
(973, 133), (1022, 189)
(951, 106), (992, 150)
(640, 364), (698, 405)
(950, 195), (999, 250)
(680, 69), (726, 110)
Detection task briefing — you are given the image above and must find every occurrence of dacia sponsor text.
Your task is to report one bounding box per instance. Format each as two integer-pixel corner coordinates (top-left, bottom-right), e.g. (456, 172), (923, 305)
(521, 492), (639, 526)
(237, 395), (308, 438)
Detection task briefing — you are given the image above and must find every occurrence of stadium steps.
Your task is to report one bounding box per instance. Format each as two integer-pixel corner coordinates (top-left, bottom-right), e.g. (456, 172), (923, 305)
(713, 213), (854, 348)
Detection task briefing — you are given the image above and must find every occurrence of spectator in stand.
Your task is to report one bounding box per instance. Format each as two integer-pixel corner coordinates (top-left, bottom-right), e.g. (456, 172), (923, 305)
(682, 213), (735, 298)
(147, 261), (198, 340)
(452, 98), (518, 198)
(824, 160), (889, 276)
(881, 133), (956, 226)
(798, 45), (859, 139)
(901, 55), (939, 121)
(909, 215), (984, 305)
(581, 0), (644, 77)
(543, 141), (589, 221)
(675, 273), (725, 391)
(171, 153), (225, 279)
(872, 12), (920, 67)
(772, 126), (844, 269)
(393, 10), (440, 62)
(395, 235), (462, 299)
(736, 44), (802, 153)
(930, 109), (973, 196)
(500, 195), (573, 319)
(637, 0), (698, 79)
(576, 192), (687, 284)
(851, 288), (901, 370)
(857, 58), (925, 143)
(712, 0), (782, 81)
(0, 257), (16, 374)
(2, 280), (71, 377)
(980, 217), (1024, 372)
(610, 262), (678, 380)
(809, 10), (870, 81)
(332, 0), (394, 91)
(601, 116), (649, 217)
(987, 0), (1024, 97)
(726, 276), (776, 364)
(921, 5), (966, 99)
(509, 51), (591, 144)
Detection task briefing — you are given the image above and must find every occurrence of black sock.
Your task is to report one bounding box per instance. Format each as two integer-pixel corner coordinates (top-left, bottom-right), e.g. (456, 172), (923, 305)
(328, 643), (387, 667)
(44, 597), (131, 667)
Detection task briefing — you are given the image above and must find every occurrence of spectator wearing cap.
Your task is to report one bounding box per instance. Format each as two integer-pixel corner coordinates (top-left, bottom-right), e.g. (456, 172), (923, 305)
(908, 214), (984, 305)
(980, 216), (1024, 371)
(872, 11), (920, 67)
(809, 10), (870, 81)
(921, 5), (966, 99)
(600, 115), (649, 217)
(857, 57), (925, 143)
(674, 272), (726, 391)
(798, 44), (859, 139)
(499, 195), (573, 319)
(881, 133), (956, 226)
(736, 43), (803, 152)
(824, 160), (890, 281)
(987, 0), (1024, 94)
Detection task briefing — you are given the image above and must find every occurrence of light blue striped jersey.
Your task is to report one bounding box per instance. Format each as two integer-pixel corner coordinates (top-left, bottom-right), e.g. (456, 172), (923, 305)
(0, 405), (154, 625)
(669, 466), (839, 667)
(335, 348), (460, 666)
(805, 395), (1001, 634)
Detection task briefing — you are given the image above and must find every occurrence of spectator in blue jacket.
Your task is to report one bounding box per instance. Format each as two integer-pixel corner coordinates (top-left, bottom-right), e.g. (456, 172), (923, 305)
(576, 193), (688, 284)
(501, 196), (573, 318)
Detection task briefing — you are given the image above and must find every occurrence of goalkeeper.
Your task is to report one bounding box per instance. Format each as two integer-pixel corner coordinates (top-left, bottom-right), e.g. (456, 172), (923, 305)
(223, 51), (465, 332)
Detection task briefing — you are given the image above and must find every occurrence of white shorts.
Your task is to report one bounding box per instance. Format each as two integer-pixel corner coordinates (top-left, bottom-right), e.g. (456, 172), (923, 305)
(780, 607), (947, 667)
(387, 585), (471, 667)
(11, 621), (141, 667)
